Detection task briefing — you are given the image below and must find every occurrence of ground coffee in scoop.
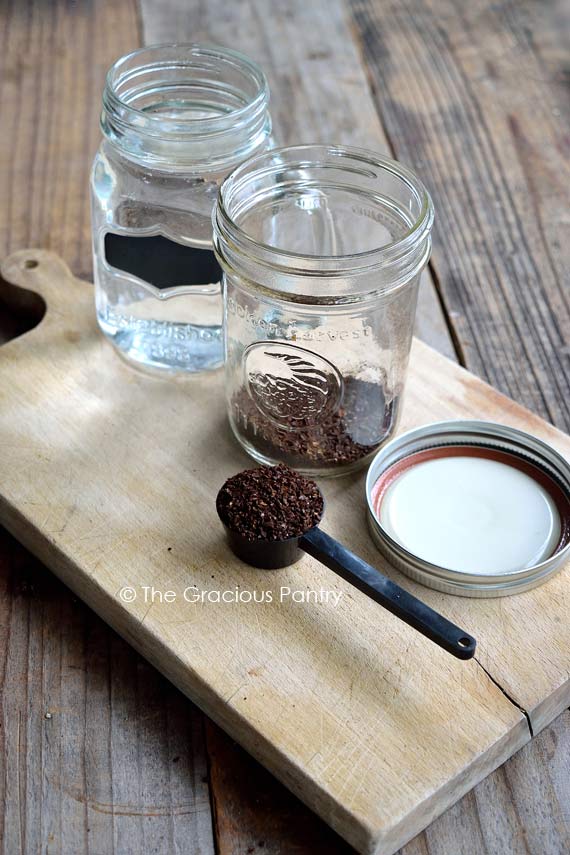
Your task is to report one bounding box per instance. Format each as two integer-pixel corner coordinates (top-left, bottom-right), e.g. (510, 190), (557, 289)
(216, 464), (324, 542)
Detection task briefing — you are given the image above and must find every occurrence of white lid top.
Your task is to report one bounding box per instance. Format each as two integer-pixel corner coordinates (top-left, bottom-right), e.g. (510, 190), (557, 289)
(379, 454), (561, 575)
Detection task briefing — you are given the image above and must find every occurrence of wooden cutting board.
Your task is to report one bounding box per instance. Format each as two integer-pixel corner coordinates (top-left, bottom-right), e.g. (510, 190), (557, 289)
(2, 249), (570, 855)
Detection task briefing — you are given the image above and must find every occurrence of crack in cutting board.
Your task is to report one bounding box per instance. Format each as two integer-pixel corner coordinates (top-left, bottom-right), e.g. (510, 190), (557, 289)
(1, 249), (569, 855)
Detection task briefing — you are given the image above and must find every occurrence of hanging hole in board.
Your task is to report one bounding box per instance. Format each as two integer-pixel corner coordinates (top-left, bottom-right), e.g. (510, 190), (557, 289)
(24, 259), (39, 269)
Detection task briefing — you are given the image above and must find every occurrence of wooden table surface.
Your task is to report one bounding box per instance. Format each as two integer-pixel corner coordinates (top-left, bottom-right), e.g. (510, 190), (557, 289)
(1, 1), (569, 853)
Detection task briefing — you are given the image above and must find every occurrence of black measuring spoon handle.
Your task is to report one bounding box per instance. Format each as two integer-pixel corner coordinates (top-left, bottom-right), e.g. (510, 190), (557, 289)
(299, 527), (476, 660)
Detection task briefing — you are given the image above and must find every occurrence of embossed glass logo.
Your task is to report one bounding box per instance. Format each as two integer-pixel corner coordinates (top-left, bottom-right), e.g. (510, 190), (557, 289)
(243, 341), (343, 429)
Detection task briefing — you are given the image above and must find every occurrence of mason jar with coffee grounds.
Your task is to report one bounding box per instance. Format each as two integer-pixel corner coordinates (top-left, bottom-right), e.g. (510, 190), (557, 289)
(91, 43), (273, 373)
(213, 144), (434, 476)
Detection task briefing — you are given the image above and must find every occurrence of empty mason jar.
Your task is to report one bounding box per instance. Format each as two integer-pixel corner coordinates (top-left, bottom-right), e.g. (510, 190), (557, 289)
(91, 44), (272, 373)
(213, 144), (434, 476)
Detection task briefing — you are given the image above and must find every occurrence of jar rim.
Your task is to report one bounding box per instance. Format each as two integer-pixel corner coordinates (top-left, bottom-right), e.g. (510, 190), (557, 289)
(214, 144), (434, 285)
(103, 42), (270, 140)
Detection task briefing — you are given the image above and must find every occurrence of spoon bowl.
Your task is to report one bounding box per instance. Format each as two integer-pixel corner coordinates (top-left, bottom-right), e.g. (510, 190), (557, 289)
(215, 489), (324, 568)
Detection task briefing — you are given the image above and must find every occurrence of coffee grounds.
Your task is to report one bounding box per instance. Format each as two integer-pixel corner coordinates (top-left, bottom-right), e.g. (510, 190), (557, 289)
(217, 464), (324, 542)
(232, 376), (397, 468)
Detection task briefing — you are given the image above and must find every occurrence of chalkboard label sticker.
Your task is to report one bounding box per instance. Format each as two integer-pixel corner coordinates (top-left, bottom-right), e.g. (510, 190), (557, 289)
(104, 232), (222, 294)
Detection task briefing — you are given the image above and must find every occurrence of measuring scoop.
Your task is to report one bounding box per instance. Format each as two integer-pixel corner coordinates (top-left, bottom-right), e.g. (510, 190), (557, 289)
(216, 484), (477, 660)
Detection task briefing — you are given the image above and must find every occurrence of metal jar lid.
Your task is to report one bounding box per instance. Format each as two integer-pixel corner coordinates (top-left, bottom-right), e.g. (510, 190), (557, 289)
(365, 420), (570, 597)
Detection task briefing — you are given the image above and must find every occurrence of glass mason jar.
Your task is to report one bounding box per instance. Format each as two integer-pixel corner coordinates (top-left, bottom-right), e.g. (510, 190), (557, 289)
(91, 44), (273, 373)
(213, 144), (434, 476)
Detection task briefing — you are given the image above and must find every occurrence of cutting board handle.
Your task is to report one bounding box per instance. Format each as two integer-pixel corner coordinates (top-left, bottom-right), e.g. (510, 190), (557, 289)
(1, 248), (86, 318)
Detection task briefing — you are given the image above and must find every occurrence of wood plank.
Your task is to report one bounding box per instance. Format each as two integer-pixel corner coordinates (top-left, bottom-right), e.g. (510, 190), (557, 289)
(139, 0), (456, 361)
(349, 0), (570, 429)
(0, 251), (540, 855)
(0, 0), (139, 278)
(0, 528), (215, 855)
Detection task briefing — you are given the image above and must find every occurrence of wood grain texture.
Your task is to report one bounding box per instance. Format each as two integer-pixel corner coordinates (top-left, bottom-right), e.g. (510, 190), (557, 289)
(349, 0), (570, 429)
(2, 250), (552, 855)
(205, 710), (570, 855)
(205, 721), (355, 855)
(401, 710), (570, 855)
(139, 0), (456, 360)
(0, 0), (140, 278)
(0, 528), (215, 855)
